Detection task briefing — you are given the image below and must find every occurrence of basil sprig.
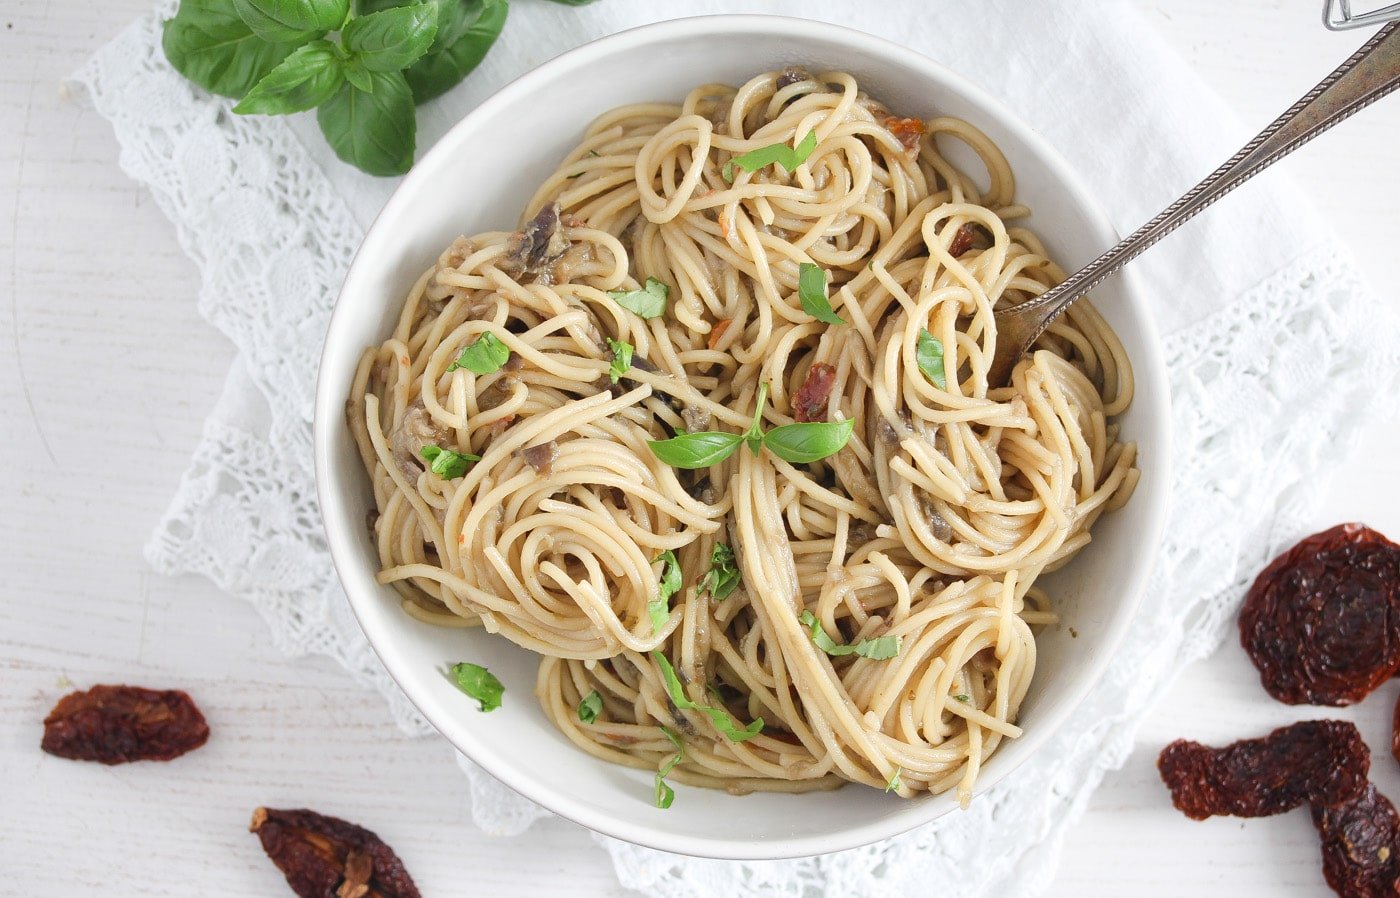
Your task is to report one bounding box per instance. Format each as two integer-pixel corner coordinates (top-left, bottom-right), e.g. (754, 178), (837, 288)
(654, 725), (684, 809)
(648, 550), (682, 633)
(450, 661), (503, 711)
(797, 262), (845, 325)
(607, 277), (670, 319)
(799, 610), (902, 660)
(697, 543), (740, 600)
(577, 690), (603, 724)
(421, 444), (480, 479)
(916, 328), (947, 390)
(652, 652), (764, 742)
(722, 131), (817, 182)
(161, 0), (544, 175)
(448, 332), (511, 375)
(646, 382), (854, 469)
(606, 338), (633, 384)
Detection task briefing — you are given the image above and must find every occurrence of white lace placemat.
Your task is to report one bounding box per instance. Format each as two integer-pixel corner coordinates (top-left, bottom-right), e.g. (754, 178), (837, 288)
(70, 2), (1400, 895)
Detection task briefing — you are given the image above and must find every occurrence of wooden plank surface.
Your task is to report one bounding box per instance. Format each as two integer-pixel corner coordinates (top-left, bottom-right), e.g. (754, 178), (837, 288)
(3, 1), (1398, 894)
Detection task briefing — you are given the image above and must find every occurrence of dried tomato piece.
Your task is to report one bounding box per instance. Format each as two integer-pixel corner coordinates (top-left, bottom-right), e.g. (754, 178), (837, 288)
(1239, 523), (1400, 706)
(250, 807), (420, 898)
(41, 684), (208, 764)
(947, 223), (978, 257)
(878, 115), (926, 155)
(1312, 783), (1400, 898)
(1393, 692), (1400, 770)
(1157, 720), (1369, 820)
(792, 362), (837, 423)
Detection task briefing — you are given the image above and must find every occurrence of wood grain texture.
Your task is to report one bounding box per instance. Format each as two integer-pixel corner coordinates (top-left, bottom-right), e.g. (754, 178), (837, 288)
(2, 1), (1398, 895)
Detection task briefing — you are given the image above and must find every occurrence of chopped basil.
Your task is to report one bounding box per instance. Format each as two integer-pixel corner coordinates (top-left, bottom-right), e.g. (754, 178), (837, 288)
(647, 383), (850, 469)
(763, 417), (855, 465)
(799, 610), (902, 660)
(449, 662), (503, 712)
(697, 543), (740, 600)
(722, 130), (818, 182)
(797, 262), (845, 325)
(421, 444), (480, 479)
(647, 431), (744, 469)
(885, 766), (902, 793)
(448, 331), (510, 374)
(916, 328), (947, 390)
(953, 694), (970, 703)
(577, 690), (603, 723)
(607, 277), (669, 319)
(652, 651), (764, 742)
(654, 725), (684, 809)
(606, 337), (633, 384)
(649, 549), (682, 633)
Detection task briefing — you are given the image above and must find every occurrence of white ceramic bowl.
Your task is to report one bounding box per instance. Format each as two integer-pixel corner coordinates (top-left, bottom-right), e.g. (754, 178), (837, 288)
(314, 15), (1170, 860)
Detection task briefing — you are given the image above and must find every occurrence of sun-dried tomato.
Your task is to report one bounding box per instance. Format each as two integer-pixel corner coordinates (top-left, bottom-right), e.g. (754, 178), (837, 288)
(1312, 783), (1400, 898)
(1157, 720), (1369, 820)
(792, 362), (837, 423)
(1393, 692), (1400, 770)
(250, 807), (420, 898)
(1239, 523), (1400, 706)
(879, 115), (926, 155)
(947, 223), (978, 257)
(708, 318), (733, 350)
(41, 684), (208, 764)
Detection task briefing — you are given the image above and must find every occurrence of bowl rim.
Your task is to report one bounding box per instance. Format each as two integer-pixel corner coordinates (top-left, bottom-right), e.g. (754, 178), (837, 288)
(314, 12), (1171, 861)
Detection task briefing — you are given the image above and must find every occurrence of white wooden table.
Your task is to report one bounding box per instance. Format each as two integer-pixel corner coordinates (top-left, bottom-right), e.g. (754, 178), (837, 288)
(3, 2), (1399, 894)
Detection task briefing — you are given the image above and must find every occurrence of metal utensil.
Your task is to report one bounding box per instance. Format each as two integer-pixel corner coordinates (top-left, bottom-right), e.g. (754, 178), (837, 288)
(987, 20), (1400, 387)
(1325, 0), (1400, 31)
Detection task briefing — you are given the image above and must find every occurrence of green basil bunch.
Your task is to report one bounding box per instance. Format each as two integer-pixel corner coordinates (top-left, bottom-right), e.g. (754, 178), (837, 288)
(162, 0), (592, 176)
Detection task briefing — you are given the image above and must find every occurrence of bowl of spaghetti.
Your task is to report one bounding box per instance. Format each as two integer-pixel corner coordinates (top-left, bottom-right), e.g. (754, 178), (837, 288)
(315, 15), (1169, 859)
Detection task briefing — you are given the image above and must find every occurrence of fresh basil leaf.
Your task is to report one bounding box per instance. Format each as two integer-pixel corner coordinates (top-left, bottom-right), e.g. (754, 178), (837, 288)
(401, 0), (507, 103)
(606, 337), (633, 384)
(648, 549), (682, 633)
(885, 766), (902, 793)
(316, 70), (416, 176)
(797, 262), (845, 325)
(577, 690), (603, 724)
(647, 431), (743, 470)
(652, 651), (764, 742)
(722, 130), (817, 182)
(742, 382), (769, 456)
(763, 417), (854, 465)
(162, 0), (302, 98)
(449, 661), (503, 711)
(654, 774), (675, 809)
(799, 609), (902, 660)
(448, 332), (510, 374)
(697, 543), (740, 600)
(421, 444), (480, 478)
(232, 0), (348, 42)
(342, 61), (374, 92)
(654, 725), (684, 809)
(233, 40), (344, 114)
(342, 4), (438, 72)
(916, 328), (947, 390)
(608, 277), (669, 319)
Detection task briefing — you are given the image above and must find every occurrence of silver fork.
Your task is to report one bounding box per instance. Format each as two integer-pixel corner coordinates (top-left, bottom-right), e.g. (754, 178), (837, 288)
(988, 19), (1400, 387)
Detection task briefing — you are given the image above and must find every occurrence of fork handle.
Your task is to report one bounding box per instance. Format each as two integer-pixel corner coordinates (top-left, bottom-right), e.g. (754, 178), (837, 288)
(993, 21), (1400, 375)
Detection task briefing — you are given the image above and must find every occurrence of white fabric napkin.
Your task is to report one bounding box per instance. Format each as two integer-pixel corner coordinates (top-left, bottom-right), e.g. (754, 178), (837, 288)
(71, 1), (1400, 895)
